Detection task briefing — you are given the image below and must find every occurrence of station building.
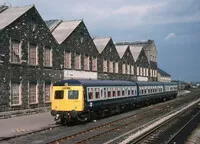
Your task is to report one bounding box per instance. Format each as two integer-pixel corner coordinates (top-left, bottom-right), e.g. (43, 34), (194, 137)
(0, 5), (62, 112)
(45, 19), (99, 80)
(157, 68), (171, 82)
(115, 45), (136, 81)
(115, 40), (158, 81)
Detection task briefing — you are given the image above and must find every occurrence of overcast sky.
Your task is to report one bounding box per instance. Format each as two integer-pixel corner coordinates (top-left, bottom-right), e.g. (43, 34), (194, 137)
(1, 0), (200, 82)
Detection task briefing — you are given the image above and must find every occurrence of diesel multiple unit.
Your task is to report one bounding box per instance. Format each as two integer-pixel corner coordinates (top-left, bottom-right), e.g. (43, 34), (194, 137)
(51, 79), (178, 124)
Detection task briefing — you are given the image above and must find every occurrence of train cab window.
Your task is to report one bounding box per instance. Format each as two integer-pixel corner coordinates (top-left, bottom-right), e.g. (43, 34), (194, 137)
(68, 90), (79, 99)
(54, 90), (64, 99)
(135, 90), (137, 95)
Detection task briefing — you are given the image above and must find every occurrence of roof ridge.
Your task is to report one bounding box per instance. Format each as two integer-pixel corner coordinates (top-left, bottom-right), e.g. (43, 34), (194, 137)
(8, 4), (34, 8)
(62, 19), (83, 22)
(93, 37), (111, 40)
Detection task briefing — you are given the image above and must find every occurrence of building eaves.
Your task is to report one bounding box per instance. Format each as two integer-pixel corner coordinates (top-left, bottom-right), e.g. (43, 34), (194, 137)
(0, 5), (33, 29)
(115, 45), (128, 58)
(93, 37), (111, 54)
(52, 20), (82, 44)
(158, 68), (171, 77)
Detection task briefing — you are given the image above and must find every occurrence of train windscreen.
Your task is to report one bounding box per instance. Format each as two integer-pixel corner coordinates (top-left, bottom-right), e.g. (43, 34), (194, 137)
(68, 90), (79, 99)
(54, 90), (64, 99)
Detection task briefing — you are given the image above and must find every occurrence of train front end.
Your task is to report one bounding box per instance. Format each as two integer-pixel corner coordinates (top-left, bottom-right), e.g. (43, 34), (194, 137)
(51, 81), (85, 124)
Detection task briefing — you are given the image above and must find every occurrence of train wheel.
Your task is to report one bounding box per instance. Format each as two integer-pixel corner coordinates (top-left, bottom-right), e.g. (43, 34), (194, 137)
(77, 112), (91, 122)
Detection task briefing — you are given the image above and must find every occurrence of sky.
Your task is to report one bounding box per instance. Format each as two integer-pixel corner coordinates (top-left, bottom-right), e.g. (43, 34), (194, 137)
(1, 0), (200, 82)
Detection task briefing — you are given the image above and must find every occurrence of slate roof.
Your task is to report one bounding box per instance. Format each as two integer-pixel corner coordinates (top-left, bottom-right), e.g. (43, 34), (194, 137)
(45, 20), (62, 32)
(115, 40), (153, 46)
(158, 68), (171, 77)
(115, 45), (129, 58)
(93, 37), (111, 54)
(51, 20), (82, 44)
(0, 5), (33, 29)
(129, 45), (143, 61)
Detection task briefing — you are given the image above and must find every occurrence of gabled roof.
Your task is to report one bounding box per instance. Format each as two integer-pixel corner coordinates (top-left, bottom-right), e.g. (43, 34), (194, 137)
(158, 68), (171, 77)
(115, 45), (129, 58)
(115, 40), (153, 46)
(93, 37), (111, 53)
(45, 20), (62, 32)
(129, 45), (143, 61)
(0, 5), (33, 29)
(51, 20), (82, 44)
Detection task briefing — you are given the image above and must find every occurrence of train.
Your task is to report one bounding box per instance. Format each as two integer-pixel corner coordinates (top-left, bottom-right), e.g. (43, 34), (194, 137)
(50, 79), (178, 124)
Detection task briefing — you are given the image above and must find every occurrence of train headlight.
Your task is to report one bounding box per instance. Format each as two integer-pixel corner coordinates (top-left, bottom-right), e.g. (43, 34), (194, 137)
(74, 105), (77, 109)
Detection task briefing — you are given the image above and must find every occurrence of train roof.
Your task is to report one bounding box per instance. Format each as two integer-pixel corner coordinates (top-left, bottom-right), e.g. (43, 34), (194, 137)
(136, 81), (164, 86)
(53, 79), (137, 86)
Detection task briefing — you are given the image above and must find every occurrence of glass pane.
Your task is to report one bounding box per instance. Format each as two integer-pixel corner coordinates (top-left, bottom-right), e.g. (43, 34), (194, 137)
(68, 90), (79, 99)
(55, 90), (64, 99)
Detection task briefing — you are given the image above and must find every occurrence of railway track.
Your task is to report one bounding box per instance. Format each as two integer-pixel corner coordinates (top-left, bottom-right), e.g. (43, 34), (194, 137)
(118, 99), (200, 144)
(45, 98), (200, 144)
(3, 90), (200, 144)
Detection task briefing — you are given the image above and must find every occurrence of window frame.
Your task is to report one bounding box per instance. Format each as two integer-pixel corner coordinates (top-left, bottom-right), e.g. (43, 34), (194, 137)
(10, 81), (22, 106)
(44, 46), (52, 67)
(28, 82), (38, 104)
(28, 43), (38, 65)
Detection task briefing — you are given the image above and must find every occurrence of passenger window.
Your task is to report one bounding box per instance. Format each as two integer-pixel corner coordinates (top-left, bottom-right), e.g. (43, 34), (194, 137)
(128, 89), (130, 95)
(95, 88), (100, 99)
(122, 89), (125, 96)
(117, 88), (121, 96)
(113, 88), (116, 97)
(104, 88), (107, 98)
(68, 90), (79, 99)
(88, 88), (93, 100)
(101, 88), (104, 98)
(132, 87), (134, 95)
(108, 91), (111, 97)
(54, 90), (64, 99)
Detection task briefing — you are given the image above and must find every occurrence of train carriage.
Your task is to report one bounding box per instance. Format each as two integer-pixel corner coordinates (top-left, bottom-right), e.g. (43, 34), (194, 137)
(135, 81), (165, 103)
(51, 79), (138, 124)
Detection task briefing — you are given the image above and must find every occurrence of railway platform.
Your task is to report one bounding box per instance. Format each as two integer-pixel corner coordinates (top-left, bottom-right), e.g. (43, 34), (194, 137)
(0, 112), (55, 138)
